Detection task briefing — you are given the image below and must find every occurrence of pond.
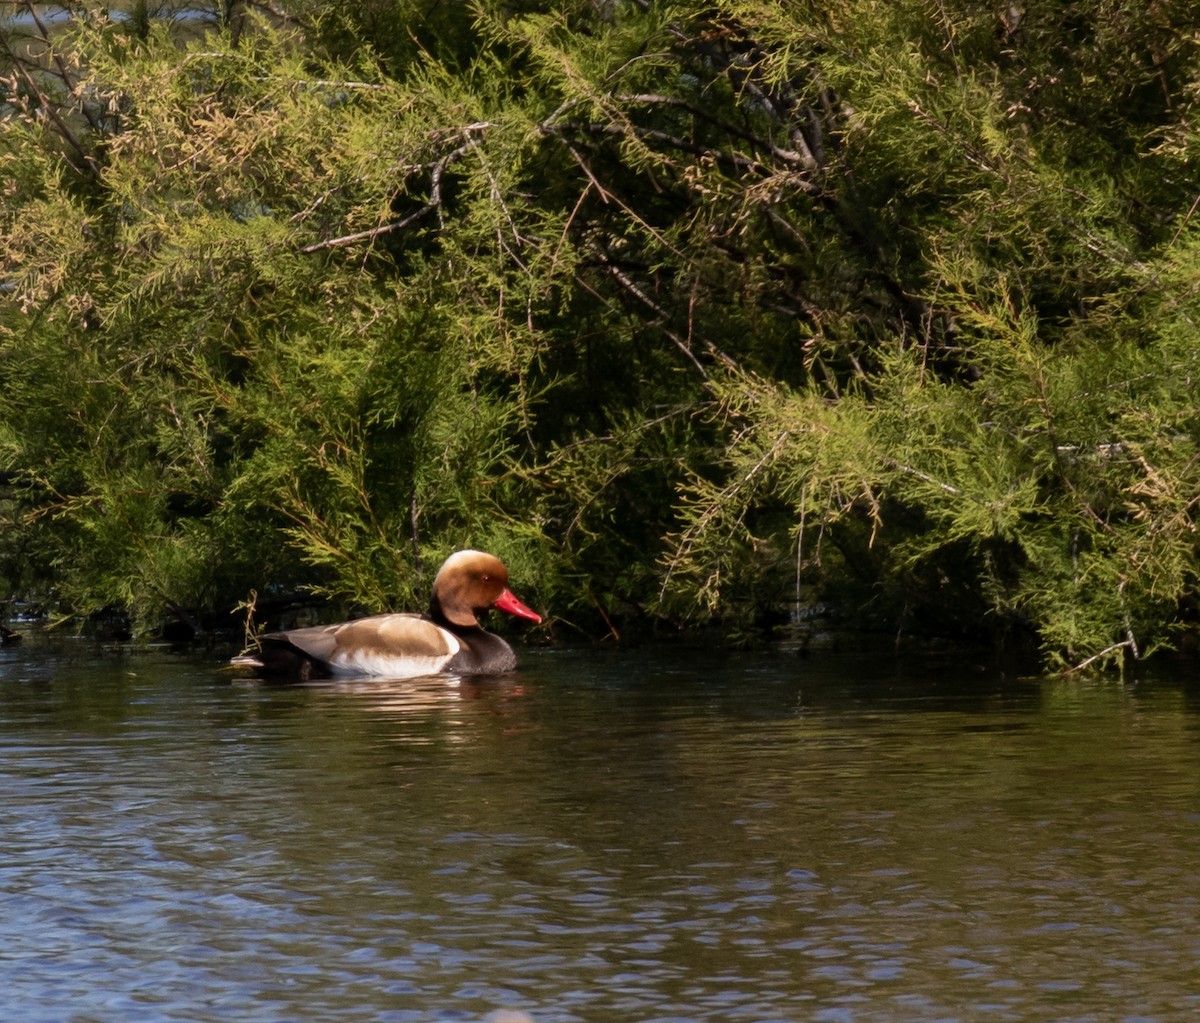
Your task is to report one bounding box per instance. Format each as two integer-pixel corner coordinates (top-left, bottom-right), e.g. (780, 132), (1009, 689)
(1, 638), (1199, 1022)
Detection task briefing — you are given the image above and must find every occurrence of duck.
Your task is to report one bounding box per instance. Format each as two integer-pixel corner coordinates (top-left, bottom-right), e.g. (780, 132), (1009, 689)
(233, 549), (542, 681)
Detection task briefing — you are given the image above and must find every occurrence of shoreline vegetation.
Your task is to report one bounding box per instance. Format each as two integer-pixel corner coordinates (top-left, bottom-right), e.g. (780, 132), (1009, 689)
(3, 1), (1200, 674)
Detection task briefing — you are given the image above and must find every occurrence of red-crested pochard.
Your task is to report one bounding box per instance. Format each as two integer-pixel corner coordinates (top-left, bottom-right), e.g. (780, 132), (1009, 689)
(234, 550), (542, 680)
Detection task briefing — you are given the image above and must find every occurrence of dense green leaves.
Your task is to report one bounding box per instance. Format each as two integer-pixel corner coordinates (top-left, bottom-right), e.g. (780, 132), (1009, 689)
(2, 1), (1200, 669)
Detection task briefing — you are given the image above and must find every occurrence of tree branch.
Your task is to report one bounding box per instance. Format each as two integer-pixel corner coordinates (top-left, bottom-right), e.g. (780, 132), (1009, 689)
(546, 119), (789, 178)
(298, 205), (433, 254)
(0, 9), (97, 178)
(22, 0), (102, 135)
(1058, 638), (1136, 676)
(297, 140), (472, 254)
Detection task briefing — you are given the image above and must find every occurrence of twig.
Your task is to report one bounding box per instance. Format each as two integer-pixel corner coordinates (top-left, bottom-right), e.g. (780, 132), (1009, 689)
(298, 205), (433, 254)
(599, 258), (709, 379)
(549, 119), (776, 177)
(892, 462), (963, 496)
(23, 0), (102, 134)
(245, 0), (308, 27)
(0, 13), (96, 178)
(1058, 638), (1135, 676)
(298, 139), (471, 254)
(613, 92), (818, 167)
(237, 589), (258, 647)
(660, 428), (792, 600)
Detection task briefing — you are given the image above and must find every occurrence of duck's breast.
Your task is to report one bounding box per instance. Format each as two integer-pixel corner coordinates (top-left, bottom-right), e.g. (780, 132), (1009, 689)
(443, 629), (518, 675)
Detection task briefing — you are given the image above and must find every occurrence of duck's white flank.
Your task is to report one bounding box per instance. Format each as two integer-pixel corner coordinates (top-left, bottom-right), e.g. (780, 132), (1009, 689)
(328, 636), (461, 679)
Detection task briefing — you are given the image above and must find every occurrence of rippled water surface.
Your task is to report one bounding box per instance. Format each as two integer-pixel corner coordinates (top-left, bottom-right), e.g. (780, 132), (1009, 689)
(2, 640), (1200, 1022)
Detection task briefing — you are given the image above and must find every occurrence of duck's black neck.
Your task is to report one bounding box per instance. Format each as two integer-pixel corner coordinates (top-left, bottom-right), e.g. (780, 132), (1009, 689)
(430, 597), (482, 634)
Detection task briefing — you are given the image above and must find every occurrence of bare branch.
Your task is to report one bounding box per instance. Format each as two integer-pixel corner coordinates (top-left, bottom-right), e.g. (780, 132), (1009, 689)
(22, 0), (102, 135)
(1058, 638), (1136, 676)
(245, 0), (309, 27)
(0, 11), (97, 178)
(297, 140), (473, 254)
(598, 259), (709, 380)
(298, 205), (433, 255)
(545, 119), (794, 179)
(612, 92), (819, 167)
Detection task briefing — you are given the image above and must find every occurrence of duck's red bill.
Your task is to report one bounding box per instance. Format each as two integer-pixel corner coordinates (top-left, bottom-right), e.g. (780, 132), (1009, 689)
(494, 588), (542, 624)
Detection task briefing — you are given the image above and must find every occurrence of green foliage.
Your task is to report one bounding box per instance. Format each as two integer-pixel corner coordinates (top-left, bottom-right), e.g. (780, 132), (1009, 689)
(2, 1), (1200, 669)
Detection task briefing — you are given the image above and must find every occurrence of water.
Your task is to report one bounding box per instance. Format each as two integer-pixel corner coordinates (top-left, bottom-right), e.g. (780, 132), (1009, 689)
(2, 639), (1199, 1022)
